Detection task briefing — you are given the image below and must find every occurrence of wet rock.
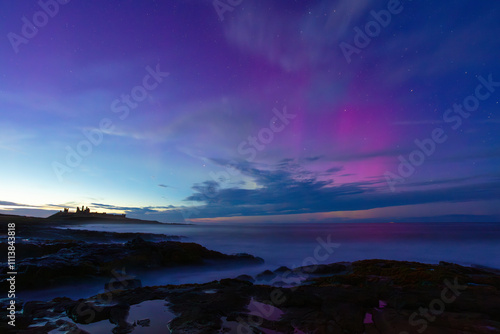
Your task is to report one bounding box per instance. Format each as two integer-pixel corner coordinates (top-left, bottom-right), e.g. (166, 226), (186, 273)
(0, 241), (83, 262)
(109, 303), (130, 325)
(22, 301), (51, 319)
(112, 322), (135, 334)
(274, 266), (291, 273)
(66, 300), (113, 324)
(256, 270), (277, 281)
(166, 279), (254, 333)
(294, 262), (347, 275)
(105, 278), (142, 291)
(125, 236), (151, 250)
(54, 319), (89, 334)
(136, 318), (151, 327)
(219, 278), (253, 288)
(235, 274), (255, 283)
(233, 253), (265, 263)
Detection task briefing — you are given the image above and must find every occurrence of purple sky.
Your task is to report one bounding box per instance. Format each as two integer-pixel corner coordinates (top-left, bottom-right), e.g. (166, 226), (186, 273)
(1, 0), (499, 223)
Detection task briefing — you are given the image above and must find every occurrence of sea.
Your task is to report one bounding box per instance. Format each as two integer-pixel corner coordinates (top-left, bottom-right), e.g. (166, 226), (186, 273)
(20, 221), (500, 302)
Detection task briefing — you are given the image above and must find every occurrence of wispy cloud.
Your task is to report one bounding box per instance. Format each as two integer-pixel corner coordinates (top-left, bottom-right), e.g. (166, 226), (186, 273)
(176, 160), (500, 219)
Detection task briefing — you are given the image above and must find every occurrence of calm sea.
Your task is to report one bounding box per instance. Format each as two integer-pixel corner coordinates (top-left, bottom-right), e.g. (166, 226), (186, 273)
(22, 222), (500, 301)
(67, 221), (500, 269)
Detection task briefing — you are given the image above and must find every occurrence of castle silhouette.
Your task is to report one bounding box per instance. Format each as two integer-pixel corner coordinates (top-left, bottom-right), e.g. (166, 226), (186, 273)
(52, 206), (126, 219)
(75, 206), (90, 214)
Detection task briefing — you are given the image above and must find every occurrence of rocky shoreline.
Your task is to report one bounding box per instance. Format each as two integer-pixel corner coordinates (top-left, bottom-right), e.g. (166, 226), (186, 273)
(0, 236), (264, 291)
(1, 217), (500, 333)
(2, 259), (500, 333)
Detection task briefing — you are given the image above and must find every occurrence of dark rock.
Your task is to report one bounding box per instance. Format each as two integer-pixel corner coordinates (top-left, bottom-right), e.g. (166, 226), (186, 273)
(235, 274), (255, 283)
(232, 253), (265, 264)
(439, 261), (454, 266)
(112, 322), (134, 334)
(54, 319), (87, 333)
(136, 318), (151, 327)
(105, 278), (142, 291)
(274, 266), (291, 273)
(256, 270), (276, 281)
(125, 237), (151, 250)
(294, 262), (347, 275)
(165, 279), (253, 333)
(22, 301), (51, 318)
(219, 278), (253, 287)
(66, 300), (112, 324)
(109, 303), (130, 325)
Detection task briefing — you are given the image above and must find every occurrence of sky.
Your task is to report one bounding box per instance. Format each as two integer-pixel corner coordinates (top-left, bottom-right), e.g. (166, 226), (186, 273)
(0, 0), (499, 223)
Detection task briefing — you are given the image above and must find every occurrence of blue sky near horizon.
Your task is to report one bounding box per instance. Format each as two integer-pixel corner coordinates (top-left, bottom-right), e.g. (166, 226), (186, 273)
(0, 0), (499, 223)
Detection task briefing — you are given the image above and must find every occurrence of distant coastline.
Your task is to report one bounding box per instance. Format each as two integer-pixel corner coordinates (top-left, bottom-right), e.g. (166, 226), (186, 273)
(0, 210), (188, 225)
